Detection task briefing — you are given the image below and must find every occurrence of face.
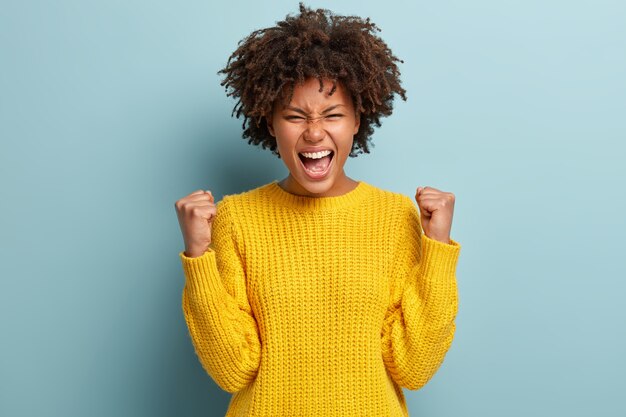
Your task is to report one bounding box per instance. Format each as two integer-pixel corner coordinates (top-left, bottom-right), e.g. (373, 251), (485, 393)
(266, 77), (361, 197)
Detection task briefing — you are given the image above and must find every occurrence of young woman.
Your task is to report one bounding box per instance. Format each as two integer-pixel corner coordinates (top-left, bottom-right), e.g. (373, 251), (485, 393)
(175, 3), (461, 416)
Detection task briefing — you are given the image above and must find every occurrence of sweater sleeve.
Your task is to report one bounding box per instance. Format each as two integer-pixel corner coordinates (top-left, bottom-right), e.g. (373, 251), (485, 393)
(381, 196), (461, 390)
(179, 197), (261, 393)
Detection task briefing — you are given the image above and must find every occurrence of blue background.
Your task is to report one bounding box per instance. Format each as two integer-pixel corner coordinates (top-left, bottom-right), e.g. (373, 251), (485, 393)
(1, 1), (624, 416)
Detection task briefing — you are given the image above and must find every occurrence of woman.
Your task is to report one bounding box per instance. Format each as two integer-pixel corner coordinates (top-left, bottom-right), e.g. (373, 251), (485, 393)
(175, 3), (461, 416)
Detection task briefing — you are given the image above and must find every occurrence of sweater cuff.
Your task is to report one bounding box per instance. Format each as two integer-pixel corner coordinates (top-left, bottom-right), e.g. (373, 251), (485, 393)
(420, 234), (461, 278)
(178, 249), (225, 302)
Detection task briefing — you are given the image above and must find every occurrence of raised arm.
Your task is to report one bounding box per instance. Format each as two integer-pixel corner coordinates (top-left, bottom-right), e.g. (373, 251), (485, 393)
(179, 198), (261, 393)
(381, 196), (461, 390)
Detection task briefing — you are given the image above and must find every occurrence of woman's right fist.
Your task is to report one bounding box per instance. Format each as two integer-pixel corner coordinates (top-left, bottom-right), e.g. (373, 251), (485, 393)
(175, 189), (216, 258)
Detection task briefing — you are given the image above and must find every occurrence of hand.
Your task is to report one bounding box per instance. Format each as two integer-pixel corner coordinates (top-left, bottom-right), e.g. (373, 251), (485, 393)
(175, 189), (216, 257)
(414, 186), (455, 244)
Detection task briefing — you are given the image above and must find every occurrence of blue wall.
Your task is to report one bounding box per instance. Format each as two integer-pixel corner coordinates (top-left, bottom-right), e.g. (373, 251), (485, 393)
(1, 1), (624, 416)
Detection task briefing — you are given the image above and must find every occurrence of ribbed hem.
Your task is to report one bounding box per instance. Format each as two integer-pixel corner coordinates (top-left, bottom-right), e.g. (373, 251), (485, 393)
(420, 234), (461, 278)
(263, 180), (372, 212)
(179, 250), (226, 302)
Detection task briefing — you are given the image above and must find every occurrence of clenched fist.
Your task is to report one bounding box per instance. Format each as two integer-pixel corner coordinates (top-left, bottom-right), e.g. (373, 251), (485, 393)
(415, 186), (455, 244)
(175, 189), (217, 258)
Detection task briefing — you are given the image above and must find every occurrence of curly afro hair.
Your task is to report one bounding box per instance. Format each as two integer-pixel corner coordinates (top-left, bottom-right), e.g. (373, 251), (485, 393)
(218, 2), (407, 158)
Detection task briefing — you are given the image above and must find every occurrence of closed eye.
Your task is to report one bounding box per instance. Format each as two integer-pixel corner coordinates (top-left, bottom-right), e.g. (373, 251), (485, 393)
(284, 114), (344, 122)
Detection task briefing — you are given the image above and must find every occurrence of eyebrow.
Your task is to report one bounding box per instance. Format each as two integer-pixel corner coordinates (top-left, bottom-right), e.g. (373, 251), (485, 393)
(283, 104), (345, 115)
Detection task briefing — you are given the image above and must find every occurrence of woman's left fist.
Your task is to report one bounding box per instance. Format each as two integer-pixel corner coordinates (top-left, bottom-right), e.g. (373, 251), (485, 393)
(415, 186), (455, 244)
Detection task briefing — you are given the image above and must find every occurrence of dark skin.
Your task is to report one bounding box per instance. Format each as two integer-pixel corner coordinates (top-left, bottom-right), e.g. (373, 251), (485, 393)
(415, 186), (455, 244)
(217, 3), (407, 158)
(175, 78), (455, 256)
(266, 77), (454, 243)
(175, 4), (456, 255)
(266, 77), (360, 198)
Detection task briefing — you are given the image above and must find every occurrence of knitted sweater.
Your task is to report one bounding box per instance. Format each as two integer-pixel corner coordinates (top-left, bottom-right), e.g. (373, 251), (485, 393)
(179, 180), (461, 417)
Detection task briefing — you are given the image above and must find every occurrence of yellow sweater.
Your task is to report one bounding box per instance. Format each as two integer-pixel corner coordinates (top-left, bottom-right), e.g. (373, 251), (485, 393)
(179, 180), (461, 416)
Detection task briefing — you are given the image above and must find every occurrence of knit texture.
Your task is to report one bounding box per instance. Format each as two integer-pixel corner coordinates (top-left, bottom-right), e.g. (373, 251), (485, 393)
(179, 180), (461, 416)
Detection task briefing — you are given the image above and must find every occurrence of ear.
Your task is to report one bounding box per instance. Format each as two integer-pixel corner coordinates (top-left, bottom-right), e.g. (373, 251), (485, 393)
(353, 112), (361, 135)
(266, 112), (276, 137)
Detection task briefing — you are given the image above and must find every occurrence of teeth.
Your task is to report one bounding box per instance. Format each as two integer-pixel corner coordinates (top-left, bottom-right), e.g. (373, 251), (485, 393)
(299, 150), (332, 159)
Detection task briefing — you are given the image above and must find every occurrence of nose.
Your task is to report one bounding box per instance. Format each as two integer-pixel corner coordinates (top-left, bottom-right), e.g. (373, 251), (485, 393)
(303, 117), (325, 142)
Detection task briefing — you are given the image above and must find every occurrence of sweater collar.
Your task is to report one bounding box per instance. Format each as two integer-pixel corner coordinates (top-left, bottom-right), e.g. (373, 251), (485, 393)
(265, 180), (371, 212)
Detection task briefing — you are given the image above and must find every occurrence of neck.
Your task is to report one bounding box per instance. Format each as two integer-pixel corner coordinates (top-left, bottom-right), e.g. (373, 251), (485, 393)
(279, 173), (358, 198)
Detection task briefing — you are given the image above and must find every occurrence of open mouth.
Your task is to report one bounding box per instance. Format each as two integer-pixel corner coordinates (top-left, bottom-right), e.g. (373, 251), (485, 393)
(298, 150), (334, 178)
(298, 150), (334, 163)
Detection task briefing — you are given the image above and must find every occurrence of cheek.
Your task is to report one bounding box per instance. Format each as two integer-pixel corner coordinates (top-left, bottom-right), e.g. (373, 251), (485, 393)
(274, 127), (299, 156)
(331, 125), (355, 145)
(274, 126), (300, 145)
